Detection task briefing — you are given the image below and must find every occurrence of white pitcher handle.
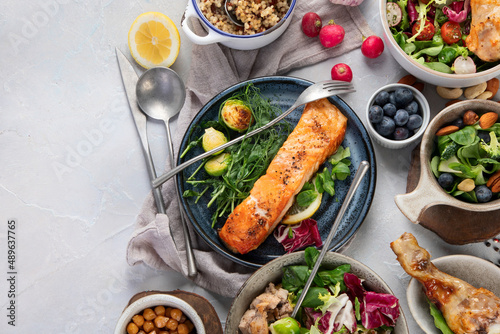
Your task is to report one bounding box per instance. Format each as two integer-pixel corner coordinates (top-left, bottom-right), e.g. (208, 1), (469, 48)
(181, 1), (226, 45)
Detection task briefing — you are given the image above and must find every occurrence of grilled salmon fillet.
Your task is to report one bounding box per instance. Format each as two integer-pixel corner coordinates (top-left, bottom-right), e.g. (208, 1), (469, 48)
(219, 98), (348, 254)
(466, 0), (500, 62)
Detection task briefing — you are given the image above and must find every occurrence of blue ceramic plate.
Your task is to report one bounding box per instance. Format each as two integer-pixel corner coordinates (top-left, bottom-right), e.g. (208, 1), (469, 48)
(177, 76), (376, 268)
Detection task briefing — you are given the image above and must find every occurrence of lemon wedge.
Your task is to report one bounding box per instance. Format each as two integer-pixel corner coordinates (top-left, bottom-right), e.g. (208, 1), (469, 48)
(282, 191), (322, 225)
(128, 12), (180, 69)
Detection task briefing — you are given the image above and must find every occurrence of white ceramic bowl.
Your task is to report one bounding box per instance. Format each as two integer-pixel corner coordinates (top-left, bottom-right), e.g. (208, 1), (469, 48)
(114, 293), (206, 334)
(366, 83), (430, 149)
(181, 0), (296, 50)
(379, 0), (500, 88)
(225, 251), (409, 333)
(406, 254), (500, 334)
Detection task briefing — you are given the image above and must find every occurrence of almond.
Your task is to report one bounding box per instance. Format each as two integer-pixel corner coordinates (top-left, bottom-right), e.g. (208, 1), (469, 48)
(436, 125), (460, 136)
(398, 74), (417, 86)
(457, 178), (475, 192)
(486, 78), (499, 99)
(445, 99), (462, 107)
(412, 82), (425, 92)
(479, 112), (498, 129)
(463, 110), (479, 125)
(486, 171), (500, 188)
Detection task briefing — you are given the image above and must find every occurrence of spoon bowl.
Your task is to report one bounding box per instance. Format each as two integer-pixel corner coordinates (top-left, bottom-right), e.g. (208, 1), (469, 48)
(136, 67), (198, 277)
(224, 0), (243, 27)
(136, 67), (186, 121)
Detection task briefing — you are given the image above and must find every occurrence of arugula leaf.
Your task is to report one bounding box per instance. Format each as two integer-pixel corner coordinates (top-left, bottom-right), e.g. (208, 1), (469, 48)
(296, 190), (318, 207)
(305, 246), (320, 268)
(282, 265), (309, 292)
(299, 287), (330, 308)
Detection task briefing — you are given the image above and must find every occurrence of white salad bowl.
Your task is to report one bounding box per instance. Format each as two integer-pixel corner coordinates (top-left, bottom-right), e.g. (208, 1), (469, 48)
(379, 0), (500, 87)
(225, 251), (409, 333)
(407, 254), (500, 334)
(181, 0), (296, 50)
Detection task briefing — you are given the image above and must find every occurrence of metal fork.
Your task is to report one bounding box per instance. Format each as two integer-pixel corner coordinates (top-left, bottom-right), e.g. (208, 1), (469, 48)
(151, 80), (355, 188)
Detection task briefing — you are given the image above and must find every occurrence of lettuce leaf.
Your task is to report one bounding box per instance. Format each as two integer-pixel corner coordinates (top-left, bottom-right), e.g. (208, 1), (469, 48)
(428, 299), (454, 334)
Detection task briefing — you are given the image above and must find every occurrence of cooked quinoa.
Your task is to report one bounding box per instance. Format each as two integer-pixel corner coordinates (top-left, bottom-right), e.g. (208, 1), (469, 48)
(199, 0), (290, 35)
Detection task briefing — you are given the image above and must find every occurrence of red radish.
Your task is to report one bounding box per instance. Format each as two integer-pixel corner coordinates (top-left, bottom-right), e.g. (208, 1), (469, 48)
(361, 35), (384, 58)
(301, 12), (322, 38)
(331, 63), (353, 82)
(319, 20), (345, 48)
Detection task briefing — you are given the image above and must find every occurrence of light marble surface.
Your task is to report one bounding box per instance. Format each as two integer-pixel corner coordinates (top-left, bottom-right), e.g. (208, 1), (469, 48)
(1, 0), (499, 333)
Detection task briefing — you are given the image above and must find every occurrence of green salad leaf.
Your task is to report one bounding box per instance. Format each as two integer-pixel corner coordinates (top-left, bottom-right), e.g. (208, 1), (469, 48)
(428, 299), (454, 334)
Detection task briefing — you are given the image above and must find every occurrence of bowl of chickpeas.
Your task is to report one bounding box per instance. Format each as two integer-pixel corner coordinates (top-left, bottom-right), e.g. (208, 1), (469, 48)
(114, 293), (206, 334)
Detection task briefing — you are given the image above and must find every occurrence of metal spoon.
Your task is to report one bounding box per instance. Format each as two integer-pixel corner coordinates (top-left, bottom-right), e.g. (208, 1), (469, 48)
(136, 67), (197, 277)
(291, 160), (370, 318)
(224, 0), (244, 27)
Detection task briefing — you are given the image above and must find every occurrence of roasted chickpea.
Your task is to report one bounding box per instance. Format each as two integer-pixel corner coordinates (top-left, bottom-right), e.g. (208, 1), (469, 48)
(166, 318), (179, 331)
(158, 331), (169, 334)
(132, 314), (145, 327)
(184, 320), (194, 332)
(142, 320), (155, 333)
(154, 315), (168, 328)
(127, 322), (139, 334)
(143, 308), (156, 321)
(154, 305), (166, 316)
(177, 323), (189, 334)
(165, 307), (173, 317)
(179, 314), (187, 323)
(170, 309), (182, 322)
(138, 331), (146, 334)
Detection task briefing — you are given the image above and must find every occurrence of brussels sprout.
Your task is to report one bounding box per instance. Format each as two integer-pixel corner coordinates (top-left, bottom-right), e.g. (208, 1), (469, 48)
(202, 127), (228, 155)
(221, 99), (253, 132)
(269, 317), (301, 334)
(204, 153), (231, 177)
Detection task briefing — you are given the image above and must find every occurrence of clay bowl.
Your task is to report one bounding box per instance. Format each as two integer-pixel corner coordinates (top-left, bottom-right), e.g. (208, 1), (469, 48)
(395, 100), (500, 244)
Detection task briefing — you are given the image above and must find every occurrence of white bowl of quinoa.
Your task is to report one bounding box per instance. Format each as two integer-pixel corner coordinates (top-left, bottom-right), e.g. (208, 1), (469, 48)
(181, 0), (296, 50)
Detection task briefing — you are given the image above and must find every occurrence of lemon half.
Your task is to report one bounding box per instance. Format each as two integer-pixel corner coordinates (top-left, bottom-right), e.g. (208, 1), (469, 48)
(128, 12), (180, 69)
(282, 191), (322, 225)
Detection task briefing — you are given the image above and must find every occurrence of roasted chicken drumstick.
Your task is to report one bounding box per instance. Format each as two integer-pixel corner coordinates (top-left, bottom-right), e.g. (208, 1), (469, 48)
(391, 233), (500, 334)
(466, 0), (500, 62)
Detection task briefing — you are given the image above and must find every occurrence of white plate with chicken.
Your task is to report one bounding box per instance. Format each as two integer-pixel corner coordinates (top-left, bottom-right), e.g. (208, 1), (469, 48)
(391, 233), (500, 334)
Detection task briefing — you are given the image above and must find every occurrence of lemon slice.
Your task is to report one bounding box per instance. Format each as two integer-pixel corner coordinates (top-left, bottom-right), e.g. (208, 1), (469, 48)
(128, 12), (180, 69)
(282, 191), (322, 225)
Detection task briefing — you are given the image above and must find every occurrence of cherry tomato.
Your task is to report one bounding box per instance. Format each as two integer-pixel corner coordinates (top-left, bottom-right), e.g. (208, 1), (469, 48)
(412, 19), (435, 41)
(441, 21), (462, 44)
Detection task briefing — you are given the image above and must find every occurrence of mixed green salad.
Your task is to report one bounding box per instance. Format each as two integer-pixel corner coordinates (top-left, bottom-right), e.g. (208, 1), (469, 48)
(269, 247), (400, 334)
(386, 0), (500, 74)
(431, 112), (500, 203)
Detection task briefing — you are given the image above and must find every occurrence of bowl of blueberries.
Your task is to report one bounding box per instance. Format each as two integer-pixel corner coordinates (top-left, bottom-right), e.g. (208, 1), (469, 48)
(366, 83), (430, 149)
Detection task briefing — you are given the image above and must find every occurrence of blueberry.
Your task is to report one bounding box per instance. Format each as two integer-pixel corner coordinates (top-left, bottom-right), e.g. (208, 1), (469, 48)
(394, 87), (414, 108)
(451, 117), (464, 129)
(374, 91), (390, 106)
(375, 116), (396, 137)
(394, 109), (409, 126)
(389, 92), (397, 105)
(369, 105), (384, 123)
(407, 114), (423, 131)
(405, 100), (419, 115)
(438, 173), (454, 190)
(478, 131), (491, 143)
(475, 185), (493, 203)
(383, 103), (397, 117)
(394, 127), (410, 140)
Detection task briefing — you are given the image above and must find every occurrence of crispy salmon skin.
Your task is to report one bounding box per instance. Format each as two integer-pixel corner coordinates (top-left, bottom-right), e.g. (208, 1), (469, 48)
(218, 98), (348, 254)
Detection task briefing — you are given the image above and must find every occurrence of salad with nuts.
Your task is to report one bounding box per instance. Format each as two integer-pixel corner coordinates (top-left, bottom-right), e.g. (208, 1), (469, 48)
(432, 110), (500, 203)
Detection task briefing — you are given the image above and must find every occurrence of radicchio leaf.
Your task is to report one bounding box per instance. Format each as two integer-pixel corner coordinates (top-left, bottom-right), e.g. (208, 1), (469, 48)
(442, 0), (470, 23)
(344, 273), (400, 330)
(408, 0), (418, 23)
(273, 219), (322, 254)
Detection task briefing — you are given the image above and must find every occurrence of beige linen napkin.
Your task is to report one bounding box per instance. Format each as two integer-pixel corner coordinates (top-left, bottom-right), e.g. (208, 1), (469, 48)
(127, 1), (373, 298)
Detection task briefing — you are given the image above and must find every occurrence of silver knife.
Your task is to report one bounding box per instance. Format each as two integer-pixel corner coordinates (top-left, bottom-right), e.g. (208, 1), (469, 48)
(115, 48), (166, 213)
(116, 48), (197, 277)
